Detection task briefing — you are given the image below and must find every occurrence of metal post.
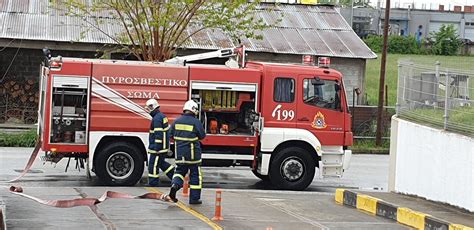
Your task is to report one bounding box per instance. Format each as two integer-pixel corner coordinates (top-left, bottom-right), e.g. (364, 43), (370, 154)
(375, 0), (391, 146)
(435, 61), (440, 104)
(352, 88), (356, 130)
(396, 62), (402, 115)
(443, 69), (449, 130)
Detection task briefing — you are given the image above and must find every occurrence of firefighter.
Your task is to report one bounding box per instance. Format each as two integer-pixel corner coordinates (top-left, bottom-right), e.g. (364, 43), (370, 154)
(167, 100), (206, 204)
(145, 98), (174, 187)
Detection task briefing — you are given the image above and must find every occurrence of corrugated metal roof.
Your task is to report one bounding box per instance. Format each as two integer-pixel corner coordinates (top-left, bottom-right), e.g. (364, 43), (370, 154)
(0, 0), (376, 59)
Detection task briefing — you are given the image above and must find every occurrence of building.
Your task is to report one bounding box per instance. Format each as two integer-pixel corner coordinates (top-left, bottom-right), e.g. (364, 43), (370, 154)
(340, 5), (474, 42)
(0, 0), (375, 124)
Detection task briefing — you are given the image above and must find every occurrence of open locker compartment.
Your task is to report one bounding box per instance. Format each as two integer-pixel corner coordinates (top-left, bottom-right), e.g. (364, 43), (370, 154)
(191, 82), (260, 137)
(49, 76), (89, 144)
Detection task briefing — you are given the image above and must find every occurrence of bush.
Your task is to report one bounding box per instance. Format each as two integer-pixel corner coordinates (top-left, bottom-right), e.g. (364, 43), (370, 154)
(364, 35), (422, 54)
(0, 129), (37, 147)
(428, 24), (463, 56)
(363, 35), (383, 53)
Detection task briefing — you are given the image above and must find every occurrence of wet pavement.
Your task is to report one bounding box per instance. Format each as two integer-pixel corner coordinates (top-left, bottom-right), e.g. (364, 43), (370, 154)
(0, 147), (410, 229)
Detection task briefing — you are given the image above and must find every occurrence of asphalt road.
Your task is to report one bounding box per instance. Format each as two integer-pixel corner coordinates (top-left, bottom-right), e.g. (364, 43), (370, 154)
(0, 147), (405, 230)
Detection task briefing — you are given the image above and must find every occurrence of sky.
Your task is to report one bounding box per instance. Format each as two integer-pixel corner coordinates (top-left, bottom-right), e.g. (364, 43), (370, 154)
(371, 0), (474, 10)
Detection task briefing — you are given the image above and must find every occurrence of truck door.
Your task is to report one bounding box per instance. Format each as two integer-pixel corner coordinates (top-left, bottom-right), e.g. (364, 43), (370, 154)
(262, 74), (297, 128)
(296, 75), (344, 145)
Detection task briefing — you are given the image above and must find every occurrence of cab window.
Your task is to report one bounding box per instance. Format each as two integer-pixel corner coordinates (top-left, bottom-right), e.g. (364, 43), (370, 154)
(274, 78), (295, 103)
(303, 78), (341, 110)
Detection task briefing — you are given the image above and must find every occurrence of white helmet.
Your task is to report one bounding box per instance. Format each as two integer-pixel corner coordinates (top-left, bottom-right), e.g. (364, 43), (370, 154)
(145, 98), (160, 111)
(183, 100), (199, 115)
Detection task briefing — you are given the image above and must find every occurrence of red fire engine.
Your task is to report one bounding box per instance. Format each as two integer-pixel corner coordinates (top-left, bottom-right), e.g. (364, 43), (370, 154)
(37, 47), (352, 190)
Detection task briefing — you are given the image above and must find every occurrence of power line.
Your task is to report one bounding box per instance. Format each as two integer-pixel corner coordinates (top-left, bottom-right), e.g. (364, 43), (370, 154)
(0, 39), (23, 83)
(0, 39), (16, 52)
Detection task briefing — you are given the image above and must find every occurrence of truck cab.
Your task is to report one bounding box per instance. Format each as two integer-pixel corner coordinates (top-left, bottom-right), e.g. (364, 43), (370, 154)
(247, 62), (353, 190)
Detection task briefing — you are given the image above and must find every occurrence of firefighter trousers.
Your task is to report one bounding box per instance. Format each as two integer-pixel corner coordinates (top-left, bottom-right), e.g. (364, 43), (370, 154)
(172, 164), (202, 201)
(148, 154), (175, 186)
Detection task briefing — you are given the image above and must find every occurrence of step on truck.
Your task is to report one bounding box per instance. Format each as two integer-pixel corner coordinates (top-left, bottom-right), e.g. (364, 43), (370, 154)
(37, 46), (353, 190)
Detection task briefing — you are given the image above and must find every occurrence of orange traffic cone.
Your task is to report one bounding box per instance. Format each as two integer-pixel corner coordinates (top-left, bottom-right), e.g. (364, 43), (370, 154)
(182, 175), (189, 197)
(212, 189), (223, 221)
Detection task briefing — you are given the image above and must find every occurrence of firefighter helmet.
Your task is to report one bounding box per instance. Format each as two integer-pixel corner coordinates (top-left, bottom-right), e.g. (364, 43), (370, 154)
(145, 98), (160, 111)
(183, 100), (199, 115)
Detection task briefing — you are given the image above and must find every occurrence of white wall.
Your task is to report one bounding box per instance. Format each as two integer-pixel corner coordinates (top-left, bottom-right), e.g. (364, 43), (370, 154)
(389, 117), (474, 212)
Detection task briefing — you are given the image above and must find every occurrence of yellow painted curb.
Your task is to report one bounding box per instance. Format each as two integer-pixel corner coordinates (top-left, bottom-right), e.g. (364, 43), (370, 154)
(397, 207), (427, 229)
(450, 224), (474, 230)
(335, 189), (345, 204)
(356, 195), (378, 215)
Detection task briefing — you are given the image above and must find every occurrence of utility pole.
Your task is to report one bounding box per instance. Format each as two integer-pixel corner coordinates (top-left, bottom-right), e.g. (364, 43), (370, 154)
(375, 0), (390, 146)
(350, 0), (354, 27)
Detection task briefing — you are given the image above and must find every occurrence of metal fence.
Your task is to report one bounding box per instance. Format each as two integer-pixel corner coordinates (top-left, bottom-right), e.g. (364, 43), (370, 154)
(397, 60), (474, 137)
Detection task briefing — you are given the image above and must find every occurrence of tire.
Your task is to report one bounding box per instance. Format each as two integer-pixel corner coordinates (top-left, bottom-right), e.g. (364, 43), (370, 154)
(269, 147), (315, 191)
(252, 169), (270, 181)
(95, 142), (144, 186)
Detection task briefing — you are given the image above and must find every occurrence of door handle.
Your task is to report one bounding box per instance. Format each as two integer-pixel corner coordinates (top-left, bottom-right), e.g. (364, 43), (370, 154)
(298, 117), (309, 121)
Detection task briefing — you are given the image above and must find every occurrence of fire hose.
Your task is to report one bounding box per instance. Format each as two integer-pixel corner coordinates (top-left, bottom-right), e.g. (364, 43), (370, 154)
(7, 140), (175, 208)
(7, 140), (42, 183)
(9, 186), (174, 208)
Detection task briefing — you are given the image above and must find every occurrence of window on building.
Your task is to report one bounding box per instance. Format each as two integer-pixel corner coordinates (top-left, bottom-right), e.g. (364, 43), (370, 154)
(303, 78), (341, 110)
(274, 78), (295, 103)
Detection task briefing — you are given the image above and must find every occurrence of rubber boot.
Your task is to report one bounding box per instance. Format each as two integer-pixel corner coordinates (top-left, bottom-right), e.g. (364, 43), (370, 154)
(189, 199), (202, 205)
(168, 184), (180, 203)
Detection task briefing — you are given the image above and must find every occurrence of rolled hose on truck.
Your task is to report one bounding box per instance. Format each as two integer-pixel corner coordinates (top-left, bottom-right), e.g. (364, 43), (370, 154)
(7, 141), (176, 207)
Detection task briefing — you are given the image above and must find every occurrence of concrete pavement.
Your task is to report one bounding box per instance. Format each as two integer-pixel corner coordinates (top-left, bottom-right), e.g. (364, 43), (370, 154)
(1, 186), (407, 230)
(1, 147), (468, 229)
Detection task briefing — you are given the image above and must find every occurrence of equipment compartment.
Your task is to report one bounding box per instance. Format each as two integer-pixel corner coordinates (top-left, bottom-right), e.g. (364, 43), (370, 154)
(50, 76), (89, 144)
(192, 89), (259, 136)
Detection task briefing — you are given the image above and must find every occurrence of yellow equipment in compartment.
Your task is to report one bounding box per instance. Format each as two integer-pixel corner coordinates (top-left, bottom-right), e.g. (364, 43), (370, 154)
(200, 90), (237, 110)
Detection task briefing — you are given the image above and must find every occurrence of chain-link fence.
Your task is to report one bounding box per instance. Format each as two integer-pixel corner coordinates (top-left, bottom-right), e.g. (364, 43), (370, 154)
(397, 60), (474, 137)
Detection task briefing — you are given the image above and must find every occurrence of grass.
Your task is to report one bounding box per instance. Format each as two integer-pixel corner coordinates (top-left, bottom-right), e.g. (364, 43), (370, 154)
(366, 54), (474, 106)
(352, 139), (390, 153)
(399, 106), (474, 137)
(0, 129), (37, 147)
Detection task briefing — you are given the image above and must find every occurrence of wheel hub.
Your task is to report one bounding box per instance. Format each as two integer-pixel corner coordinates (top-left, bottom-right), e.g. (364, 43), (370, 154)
(106, 152), (134, 180)
(281, 157), (304, 182)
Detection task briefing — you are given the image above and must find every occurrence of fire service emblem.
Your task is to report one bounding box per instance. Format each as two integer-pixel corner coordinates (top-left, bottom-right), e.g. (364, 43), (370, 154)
(311, 111), (327, 129)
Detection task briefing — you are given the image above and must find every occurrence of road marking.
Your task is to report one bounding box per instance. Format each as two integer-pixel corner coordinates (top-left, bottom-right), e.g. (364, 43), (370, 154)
(248, 192), (330, 230)
(146, 187), (222, 230)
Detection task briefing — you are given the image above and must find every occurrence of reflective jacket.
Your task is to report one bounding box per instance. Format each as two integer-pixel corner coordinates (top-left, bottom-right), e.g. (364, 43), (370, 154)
(148, 109), (170, 154)
(170, 113), (206, 164)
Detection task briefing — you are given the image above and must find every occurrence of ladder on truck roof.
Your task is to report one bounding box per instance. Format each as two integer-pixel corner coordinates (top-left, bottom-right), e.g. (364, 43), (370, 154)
(164, 46), (246, 67)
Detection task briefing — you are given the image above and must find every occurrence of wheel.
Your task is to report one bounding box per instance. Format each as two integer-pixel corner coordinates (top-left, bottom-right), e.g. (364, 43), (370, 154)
(269, 147), (315, 190)
(95, 142), (144, 186)
(252, 169), (270, 181)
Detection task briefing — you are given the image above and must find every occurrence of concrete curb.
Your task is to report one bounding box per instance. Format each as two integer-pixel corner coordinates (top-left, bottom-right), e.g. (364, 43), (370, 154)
(1, 199), (6, 230)
(335, 189), (473, 230)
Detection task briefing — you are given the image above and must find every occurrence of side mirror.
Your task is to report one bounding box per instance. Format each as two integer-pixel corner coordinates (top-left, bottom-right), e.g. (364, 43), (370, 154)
(42, 48), (51, 60)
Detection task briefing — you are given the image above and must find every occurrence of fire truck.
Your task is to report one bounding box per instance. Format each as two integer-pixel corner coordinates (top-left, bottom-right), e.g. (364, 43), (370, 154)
(37, 46), (352, 190)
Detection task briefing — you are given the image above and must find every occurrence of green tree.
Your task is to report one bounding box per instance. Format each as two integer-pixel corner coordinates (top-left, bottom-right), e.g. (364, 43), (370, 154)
(429, 24), (463, 56)
(55, 0), (270, 61)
